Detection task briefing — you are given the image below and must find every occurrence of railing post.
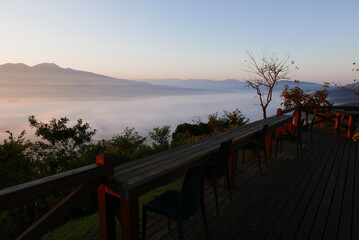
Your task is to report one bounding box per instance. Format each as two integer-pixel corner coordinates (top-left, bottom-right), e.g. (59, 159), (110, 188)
(97, 154), (116, 240)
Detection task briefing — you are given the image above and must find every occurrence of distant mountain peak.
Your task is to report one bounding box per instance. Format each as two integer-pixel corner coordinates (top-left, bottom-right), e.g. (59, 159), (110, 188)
(32, 63), (62, 70)
(0, 63), (31, 71)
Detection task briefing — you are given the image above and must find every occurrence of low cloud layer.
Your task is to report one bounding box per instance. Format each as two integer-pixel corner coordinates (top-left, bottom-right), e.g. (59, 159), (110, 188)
(0, 92), (283, 141)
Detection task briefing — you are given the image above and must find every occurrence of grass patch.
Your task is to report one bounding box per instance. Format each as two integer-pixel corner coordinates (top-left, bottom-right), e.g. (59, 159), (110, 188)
(41, 213), (99, 240)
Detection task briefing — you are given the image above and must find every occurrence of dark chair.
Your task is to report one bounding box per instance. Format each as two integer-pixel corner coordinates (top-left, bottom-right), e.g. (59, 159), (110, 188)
(240, 124), (268, 174)
(276, 119), (305, 157)
(297, 113), (316, 145)
(305, 113), (316, 145)
(205, 138), (233, 215)
(142, 161), (209, 240)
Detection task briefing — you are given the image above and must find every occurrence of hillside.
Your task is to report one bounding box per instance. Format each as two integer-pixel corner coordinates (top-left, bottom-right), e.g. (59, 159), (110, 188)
(0, 63), (210, 99)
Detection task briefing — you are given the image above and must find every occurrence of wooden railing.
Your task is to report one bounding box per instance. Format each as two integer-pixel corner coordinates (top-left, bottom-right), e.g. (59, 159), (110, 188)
(0, 105), (357, 239)
(0, 154), (114, 240)
(279, 105), (359, 127)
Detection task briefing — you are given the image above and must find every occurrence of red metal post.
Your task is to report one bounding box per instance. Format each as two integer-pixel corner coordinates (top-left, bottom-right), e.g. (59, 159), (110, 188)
(348, 115), (353, 138)
(293, 106), (302, 128)
(96, 154), (116, 240)
(334, 112), (340, 133)
(97, 184), (116, 240)
(120, 197), (140, 240)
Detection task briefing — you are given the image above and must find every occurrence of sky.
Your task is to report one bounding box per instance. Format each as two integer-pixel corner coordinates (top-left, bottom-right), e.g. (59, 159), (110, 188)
(1, 0), (358, 84)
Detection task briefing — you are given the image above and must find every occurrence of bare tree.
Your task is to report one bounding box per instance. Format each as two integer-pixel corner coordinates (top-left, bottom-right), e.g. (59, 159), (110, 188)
(244, 50), (297, 118)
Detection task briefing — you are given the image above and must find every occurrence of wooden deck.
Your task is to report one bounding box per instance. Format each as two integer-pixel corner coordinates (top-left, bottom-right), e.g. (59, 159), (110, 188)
(143, 128), (358, 240)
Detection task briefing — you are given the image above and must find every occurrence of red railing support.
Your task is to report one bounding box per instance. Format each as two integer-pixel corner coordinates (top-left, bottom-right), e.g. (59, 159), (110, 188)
(96, 154), (117, 240)
(293, 106), (302, 127)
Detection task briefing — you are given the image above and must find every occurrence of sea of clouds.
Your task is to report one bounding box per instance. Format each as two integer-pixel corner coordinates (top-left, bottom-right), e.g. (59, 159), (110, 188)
(0, 91), (283, 141)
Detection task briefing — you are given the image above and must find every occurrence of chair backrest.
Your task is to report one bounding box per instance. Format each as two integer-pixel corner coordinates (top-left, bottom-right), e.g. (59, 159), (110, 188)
(213, 138), (233, 179)
(181, 160), (208, 219)
(295, 119), (305, 139)
(258, 124), (268, 150)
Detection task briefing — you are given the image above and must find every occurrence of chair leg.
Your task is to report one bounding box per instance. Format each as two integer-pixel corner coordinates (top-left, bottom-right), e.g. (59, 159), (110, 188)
(310, 129), (313, 145)
(142, 208), (147, 240)
(213, 180), (219, 215)
(242, 149), (245, 166)
(257, 153), (262, 174)
(178, 220), (184, 240)
(263, 148), (268, 168)
(296, 141), (299, 157)
(226, 172), (232, 200)
(201, 198), (209, 239)
(167, 218), (171, 229)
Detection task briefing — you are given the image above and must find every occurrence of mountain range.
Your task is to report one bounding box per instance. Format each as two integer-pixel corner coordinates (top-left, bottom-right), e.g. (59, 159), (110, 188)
(141, 78), (327, 92)
(0, 63), (210, 99)
(0, 63), (357, 101)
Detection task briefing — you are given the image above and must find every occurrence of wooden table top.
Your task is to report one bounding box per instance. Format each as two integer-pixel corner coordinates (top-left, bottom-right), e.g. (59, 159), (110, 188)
(109, 114), (293, 199)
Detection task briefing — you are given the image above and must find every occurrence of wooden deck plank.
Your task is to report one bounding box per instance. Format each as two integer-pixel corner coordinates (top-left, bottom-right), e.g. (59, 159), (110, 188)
(249, 130), (333, 240)
(259, 132), (333, 240)
(309, 136), (351, 240)
(352, 140), (359, 239)
(214, 144), (298, 239)
(336, 138), (356, 240)
(279, 132), (344, 240)
(228, 149), (309, 239)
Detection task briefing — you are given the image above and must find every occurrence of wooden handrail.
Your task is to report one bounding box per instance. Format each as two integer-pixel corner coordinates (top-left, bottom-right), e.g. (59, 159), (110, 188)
(0, 163), (105, 210)
(281, 106), (298, 114)
(0, 154), (114, 240)
(0, 154), (114, 211)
